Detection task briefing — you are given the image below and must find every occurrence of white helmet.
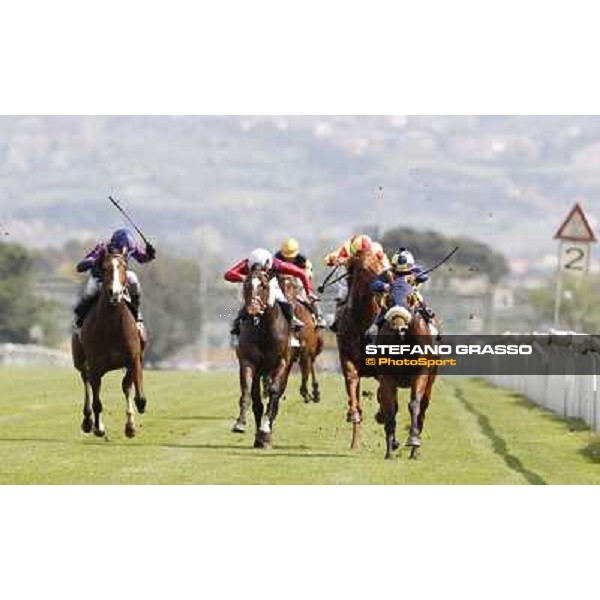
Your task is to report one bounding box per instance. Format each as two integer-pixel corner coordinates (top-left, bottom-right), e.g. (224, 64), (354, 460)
(391, 248), (415, 272)
(248, 248), (273, 270)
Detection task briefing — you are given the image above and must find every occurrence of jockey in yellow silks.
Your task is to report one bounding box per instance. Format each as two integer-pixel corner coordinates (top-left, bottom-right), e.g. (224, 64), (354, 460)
(274, 238), (326, 328)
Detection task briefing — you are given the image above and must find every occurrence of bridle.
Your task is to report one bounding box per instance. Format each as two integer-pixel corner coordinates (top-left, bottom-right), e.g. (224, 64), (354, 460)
(102, 252), (127, 306)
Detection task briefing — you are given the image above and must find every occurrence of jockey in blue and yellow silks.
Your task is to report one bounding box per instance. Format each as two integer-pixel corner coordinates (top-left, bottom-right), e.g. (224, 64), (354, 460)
(370, 248), (433, 330)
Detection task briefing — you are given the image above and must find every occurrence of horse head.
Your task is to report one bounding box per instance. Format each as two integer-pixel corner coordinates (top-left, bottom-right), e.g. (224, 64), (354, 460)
(100, 251), (128, 306)
(278, 275), (300, 302)
(243, 267), (271, 317)
(348, 249), (386, 300)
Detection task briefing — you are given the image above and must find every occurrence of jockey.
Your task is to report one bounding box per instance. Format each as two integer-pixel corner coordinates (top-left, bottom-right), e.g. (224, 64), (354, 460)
(370, 247), (434, 330)
(324, 233), (373, 268)
(372, 241), (392, 274)
(73, 228), (156, 332)
(324, 234), (375, 332)
(225, 248), (317, 336)
(274, 237), (326, 328)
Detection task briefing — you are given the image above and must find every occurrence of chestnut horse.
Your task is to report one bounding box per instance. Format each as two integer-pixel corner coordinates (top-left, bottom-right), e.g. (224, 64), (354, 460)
(72, 251), (147, 439)
(335, 250), (385, 449)
(280, 275), (324, 403)
(376, 310), (439, 460)
(232, 267), (291, 448)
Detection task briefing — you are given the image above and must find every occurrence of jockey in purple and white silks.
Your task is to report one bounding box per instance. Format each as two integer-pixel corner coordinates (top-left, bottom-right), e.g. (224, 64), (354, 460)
(73, 228), (156, 331)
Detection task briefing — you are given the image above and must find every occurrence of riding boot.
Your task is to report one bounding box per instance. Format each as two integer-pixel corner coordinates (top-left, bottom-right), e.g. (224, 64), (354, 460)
(330, 302), (344, 333)
(73, 295), (97, 328)
(279, 301), (303, 330)
(129, 293), (147, 340)
(129, 293), (141, 322)
(312, 301), (327, 329)
(230, 307), (247, 336)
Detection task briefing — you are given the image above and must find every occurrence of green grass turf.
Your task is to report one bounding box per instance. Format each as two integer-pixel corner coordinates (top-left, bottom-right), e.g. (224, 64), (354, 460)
(0, 368), (598, 484)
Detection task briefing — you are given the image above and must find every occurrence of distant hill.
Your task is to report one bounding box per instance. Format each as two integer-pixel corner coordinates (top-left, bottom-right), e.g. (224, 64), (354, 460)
(2, 115), (600, 269)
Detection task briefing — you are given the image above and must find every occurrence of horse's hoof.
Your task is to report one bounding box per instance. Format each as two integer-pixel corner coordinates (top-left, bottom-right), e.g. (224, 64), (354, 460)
(93, 427), (106, 438)
(259, 417), (271, 434)
(406, 435), (421, 448)
(391, 439), (400, 451)
(124, 423), (136, 438)
(232, 422), (246, 434)
(409, 447), (421, 460)
(346, 409), (362, 424)
(312, 392), (321, 403)
(303, 395), (310, 404)
(81, 418), (93, 434)
(374, 411), (385, 425)
(135, 397), (147, 414)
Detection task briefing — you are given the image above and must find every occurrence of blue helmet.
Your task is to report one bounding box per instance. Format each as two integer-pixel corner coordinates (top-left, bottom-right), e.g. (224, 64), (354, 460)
(109, 228), (136, 253)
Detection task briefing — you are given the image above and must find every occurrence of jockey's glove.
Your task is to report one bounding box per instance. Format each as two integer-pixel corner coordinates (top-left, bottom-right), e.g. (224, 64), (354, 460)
(146, 243), (157, 260)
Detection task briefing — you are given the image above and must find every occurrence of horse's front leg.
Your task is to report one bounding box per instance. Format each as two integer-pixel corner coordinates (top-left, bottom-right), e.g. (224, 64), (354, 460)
(417, 369), (437, 434)
(343, 358), (362, 450)
(261, 358), (288, 446)
(122, 367), (136, 438)
(89, 374), (106, 438)
(379, 378), (399, 460)
(233, 362), (254, 433)
(299, 352), (311, 403)
(407, 374), (428, 458)
(251, 372), (266, 448)
(310, 357), (320, 403)
(80, 370), (93, 434)
(131, 355), (147, 414)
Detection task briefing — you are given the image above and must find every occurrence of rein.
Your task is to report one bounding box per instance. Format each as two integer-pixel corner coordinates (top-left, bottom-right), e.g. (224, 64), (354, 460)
(319, 268), (348, 291)
(317, 264), (341, 293)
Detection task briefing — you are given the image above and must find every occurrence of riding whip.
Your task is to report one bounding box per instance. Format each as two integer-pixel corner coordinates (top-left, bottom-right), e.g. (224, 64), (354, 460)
(421, 246), (460, 276)
(317, 264), (341, 293)
(108, 195), (151, 245)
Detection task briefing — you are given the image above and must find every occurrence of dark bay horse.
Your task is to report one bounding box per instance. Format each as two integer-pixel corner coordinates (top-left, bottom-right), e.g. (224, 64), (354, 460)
(232, 267), (291, 448)
(375, 309), (439, 459)
(335, 250), (386, 450)
(72, 251), (147, 439)
(280, 275), (324, 403)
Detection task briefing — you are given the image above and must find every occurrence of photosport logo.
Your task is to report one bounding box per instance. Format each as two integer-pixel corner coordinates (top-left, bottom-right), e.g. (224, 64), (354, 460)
(361, 335), (600, 375)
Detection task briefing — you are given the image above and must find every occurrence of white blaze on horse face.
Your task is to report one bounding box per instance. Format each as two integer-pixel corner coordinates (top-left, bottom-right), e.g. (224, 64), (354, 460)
(111, 258), (123, 302)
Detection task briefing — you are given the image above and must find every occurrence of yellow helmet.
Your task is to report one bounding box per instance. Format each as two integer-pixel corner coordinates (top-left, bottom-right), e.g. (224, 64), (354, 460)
(281, 237), (300, 259)
(349, 234), (373, 255)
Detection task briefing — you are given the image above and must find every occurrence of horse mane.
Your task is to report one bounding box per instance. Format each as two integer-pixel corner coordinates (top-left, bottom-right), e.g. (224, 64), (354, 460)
(348, 250), (385, 301)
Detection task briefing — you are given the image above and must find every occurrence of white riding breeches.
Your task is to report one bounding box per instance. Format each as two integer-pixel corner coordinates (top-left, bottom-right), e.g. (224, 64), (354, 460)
(335, 279), (348, 303)
(269, 278), (286, 306)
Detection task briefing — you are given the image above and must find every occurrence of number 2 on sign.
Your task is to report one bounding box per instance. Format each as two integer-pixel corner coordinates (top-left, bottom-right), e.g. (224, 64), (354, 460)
(564, 246), (585, 271)
(561, 243), (589, 273)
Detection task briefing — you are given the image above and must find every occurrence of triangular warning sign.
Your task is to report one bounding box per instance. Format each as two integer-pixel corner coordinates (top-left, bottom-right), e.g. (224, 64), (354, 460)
(554, 203), (597, 242)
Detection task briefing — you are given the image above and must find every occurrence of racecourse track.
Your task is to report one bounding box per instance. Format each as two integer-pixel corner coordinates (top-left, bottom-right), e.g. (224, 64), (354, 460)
(0, 368), (598, 484)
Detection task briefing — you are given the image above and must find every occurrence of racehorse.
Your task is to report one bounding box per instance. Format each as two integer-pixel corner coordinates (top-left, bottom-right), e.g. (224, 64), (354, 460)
(279, 275), (324, 403)
(375, 309), (439, 460)
(72, 251), (147, 439)
(232, 267), (291, 448)
(335, 250), (386, 450)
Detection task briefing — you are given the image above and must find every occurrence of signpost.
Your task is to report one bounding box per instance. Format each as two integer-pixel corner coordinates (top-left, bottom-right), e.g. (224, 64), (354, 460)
(553, 203), (597, 327)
